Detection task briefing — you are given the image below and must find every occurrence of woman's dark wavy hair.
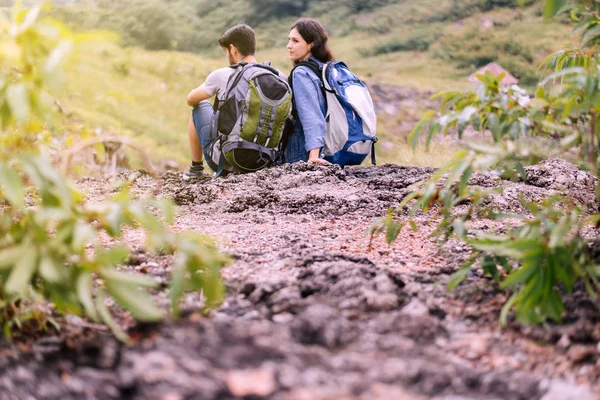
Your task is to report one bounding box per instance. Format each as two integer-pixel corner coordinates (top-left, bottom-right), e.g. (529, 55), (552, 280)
(291, 18), (334, 64)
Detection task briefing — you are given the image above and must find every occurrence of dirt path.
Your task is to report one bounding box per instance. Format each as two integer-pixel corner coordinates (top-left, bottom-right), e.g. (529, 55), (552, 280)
(0, 161), (599, 400)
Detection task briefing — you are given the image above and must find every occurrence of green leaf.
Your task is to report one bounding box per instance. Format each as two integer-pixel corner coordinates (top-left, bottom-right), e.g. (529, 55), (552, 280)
(560, 133), (580, 150)
(543, 289), (565, 322)
(3, 321), (12, 339)
(72, 221), (97, 251)
(482, 256), (500, 281)
(39, 257), (64, 283)
(500, 261), (538, 289)
(95, 245), (130, 266)
(96, 288), (130, 343)
(6, 83), (30, 124)
(77, 272), (99, 321)
(540, 67), (585, 85)
(169, 253), (187, 317)
(487, 113), (501, 141)
(543, 0), (566, 19)
(581, 25), (600, 48)
(452, 219), (466, 238)
(471, 238), (543, 260)
(196, 263), (224, 308)
(5, 249), (38, 295)
(0, 164), (24, 210)
(446, 258), (476, 291)
(500, 292), (518, 327)
(409, 220), (419, 232)
(44, 40), (73, 76)
(385, 221), (401, 244)
(549, 217), (571, 248)
(156, 198), (177, 225)
(458, 166), (473, 196)
(515, 162), (527, 181)
(100, 268), (158, 288)
(408, 110), (437, 149)
(16, 3), (45, 33)
(458, 106), (477, 124)
(103, 205), (124, 236)
(552, 253), (576, 292)
(0, 244), (29, 270)
(106, 281), (163, 322)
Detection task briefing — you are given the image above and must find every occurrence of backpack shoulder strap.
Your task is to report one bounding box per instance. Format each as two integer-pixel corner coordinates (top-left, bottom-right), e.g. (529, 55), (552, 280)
(222, 63), (252, 101)
(212, 65), (239, 112)
(288, 60), (326, 117)
(288, 59), (323, 91)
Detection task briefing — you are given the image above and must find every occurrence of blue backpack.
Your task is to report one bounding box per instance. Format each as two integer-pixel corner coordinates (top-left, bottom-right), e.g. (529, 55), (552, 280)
(290, 59), (378, 167)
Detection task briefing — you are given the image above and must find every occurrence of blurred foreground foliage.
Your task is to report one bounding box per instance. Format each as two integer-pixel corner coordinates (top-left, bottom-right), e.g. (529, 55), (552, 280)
(0, 1), (226, 341)
(375, 0), (600, 326)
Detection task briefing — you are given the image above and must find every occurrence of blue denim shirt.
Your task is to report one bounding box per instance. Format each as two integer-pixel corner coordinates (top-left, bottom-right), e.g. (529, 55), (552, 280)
(286, 56), (327, 163)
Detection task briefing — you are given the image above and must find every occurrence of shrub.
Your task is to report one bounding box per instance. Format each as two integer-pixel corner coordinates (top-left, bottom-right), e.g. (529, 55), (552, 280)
(0, 2), (226, 340)
(360, 30), (443, 56)
(431, 28), (537, 85)
(376, 0), (600, 326)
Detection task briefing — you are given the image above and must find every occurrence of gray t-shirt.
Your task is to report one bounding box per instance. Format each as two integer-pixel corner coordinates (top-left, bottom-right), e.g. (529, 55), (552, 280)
(199, 67), (235, 103)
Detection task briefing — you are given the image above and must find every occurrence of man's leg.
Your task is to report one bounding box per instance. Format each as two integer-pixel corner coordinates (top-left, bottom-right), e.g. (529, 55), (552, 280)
(188, 113), (204, 163)
(183, 101), (219, 179)
(183, 103), (210, 179)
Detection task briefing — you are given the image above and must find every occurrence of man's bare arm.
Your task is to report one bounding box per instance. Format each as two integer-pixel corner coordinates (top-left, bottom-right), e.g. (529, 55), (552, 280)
(187, 86), (211, 107)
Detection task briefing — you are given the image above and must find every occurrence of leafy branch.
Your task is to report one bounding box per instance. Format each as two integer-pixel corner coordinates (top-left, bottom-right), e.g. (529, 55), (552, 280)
(0, 1), (227, 341)
(377, 0), (600, 326)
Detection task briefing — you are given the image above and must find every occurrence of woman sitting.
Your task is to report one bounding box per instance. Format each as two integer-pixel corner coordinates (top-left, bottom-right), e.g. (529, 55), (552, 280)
(285, 18), (333, 165)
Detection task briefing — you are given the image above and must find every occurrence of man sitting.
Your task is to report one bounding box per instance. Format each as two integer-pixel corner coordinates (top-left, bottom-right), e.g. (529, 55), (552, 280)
(183, 24), (258, 179)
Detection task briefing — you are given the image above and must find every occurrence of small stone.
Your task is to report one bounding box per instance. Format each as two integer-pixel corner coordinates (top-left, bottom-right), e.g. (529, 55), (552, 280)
(226, 368), (276, 397)
(567, 345), (595, 363)
(465, 337), (488, 360)
(557, 334), (571, 350)
(128, 171), (142, 182)
(540, 379), (596, 400)
(138, 265), (148, 273)
(400, 299), (429, 318)
(272, 313), (294, 324)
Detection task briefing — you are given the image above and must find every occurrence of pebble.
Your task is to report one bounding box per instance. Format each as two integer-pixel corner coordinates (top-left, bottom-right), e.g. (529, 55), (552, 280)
(540, 379), (596, 400)
(272, 313), (294, 324)
(557, 334), (571, 350)
(400, 299), (429, 318)
(567, 345), (595, 363)
(226, 368), (276, 397)
(465, 337), (489, 360)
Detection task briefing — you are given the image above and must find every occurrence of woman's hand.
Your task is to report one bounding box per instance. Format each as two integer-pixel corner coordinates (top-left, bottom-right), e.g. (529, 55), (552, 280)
(308, 148), (330, 165)
(308, 156), (330, 165)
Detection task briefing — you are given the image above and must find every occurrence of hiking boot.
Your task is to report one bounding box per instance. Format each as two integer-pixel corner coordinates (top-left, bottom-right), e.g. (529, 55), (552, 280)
(182, 162), (207, 180)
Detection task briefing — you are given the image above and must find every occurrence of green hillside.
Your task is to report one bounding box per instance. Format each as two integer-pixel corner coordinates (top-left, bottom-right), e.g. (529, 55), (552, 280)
(6, 0), (577, 168)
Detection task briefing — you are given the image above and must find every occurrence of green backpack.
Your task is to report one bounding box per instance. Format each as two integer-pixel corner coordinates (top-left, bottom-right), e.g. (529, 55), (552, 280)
(210, 62), (292, 175)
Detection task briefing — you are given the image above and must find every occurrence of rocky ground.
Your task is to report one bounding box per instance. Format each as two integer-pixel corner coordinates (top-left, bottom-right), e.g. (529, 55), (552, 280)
(0, 159), (599, 400)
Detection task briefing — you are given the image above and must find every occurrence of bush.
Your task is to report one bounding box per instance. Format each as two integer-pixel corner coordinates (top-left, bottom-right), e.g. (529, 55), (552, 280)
(431, 28), (537, 85)
(360, 30), (443, 56)
(377, 0), (600, 326)
(0, 2), (227, 341)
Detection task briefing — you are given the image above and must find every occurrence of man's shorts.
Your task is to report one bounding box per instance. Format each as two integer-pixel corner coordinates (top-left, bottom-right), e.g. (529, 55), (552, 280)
(191, 101), (219, 172)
